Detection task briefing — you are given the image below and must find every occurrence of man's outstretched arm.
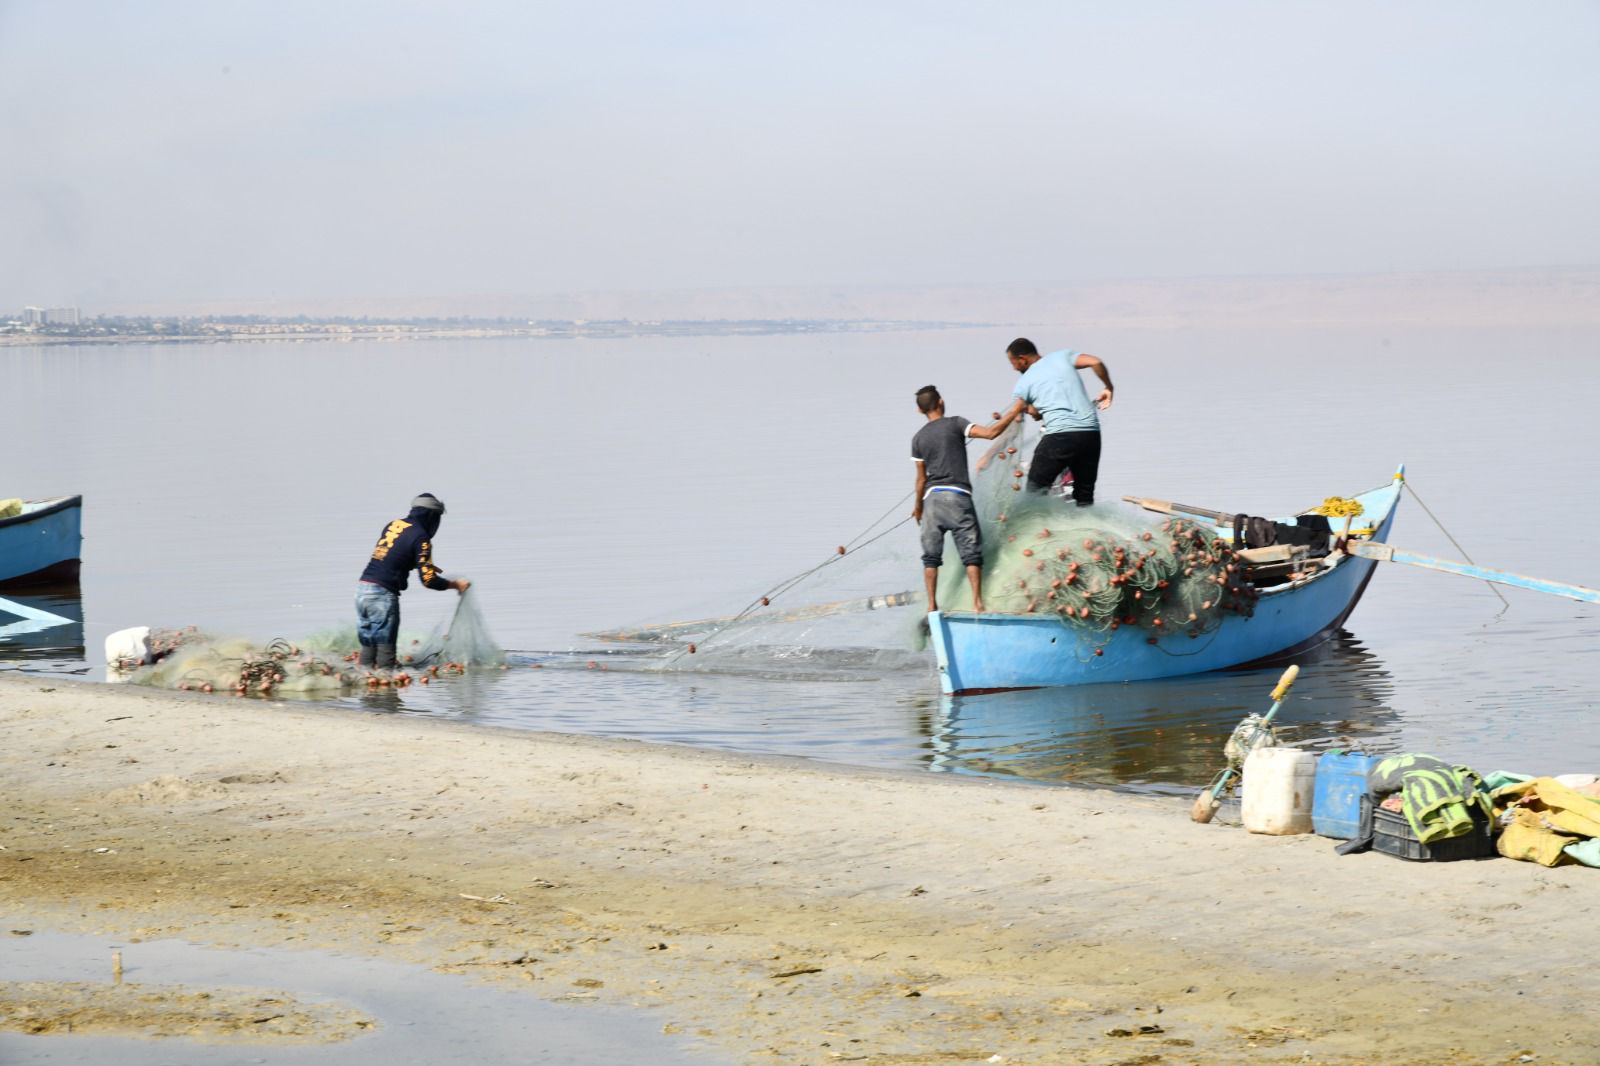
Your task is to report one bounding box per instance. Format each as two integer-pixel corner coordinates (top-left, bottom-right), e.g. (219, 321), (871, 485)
(1075, 354), (1115, 410)
(418, 540), (471, 593)
(968, 401), (1024, 440)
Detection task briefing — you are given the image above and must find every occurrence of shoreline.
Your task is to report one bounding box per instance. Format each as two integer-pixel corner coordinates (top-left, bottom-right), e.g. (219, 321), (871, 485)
(3, 672), (1595, 1064)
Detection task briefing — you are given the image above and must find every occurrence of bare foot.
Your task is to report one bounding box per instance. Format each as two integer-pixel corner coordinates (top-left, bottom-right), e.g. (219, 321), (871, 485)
(972, 600), (985, 613)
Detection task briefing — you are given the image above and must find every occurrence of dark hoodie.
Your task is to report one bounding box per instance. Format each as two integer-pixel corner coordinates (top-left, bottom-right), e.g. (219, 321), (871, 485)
(359, 504), (452, 593)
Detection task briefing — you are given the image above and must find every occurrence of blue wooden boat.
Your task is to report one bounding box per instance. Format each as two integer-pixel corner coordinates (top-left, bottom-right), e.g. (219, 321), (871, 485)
(927, 469), (1403, 694)
(0, 495), (83, 587)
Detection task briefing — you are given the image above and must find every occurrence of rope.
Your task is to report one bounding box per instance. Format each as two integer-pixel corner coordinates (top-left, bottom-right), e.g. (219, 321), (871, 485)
(671, 425), (1040, 662)
(664, 492), (917, 663)
(1402, 480), (1510, 611)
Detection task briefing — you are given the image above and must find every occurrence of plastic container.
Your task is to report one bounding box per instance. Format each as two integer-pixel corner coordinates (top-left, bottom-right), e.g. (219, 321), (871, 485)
(1371, 805), (1497, 862)
(1312, 750), (1377, 839)
(1241, 747), (1316, 835)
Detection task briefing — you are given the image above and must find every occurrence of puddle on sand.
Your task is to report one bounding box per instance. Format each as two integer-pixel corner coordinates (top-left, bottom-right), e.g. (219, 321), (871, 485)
(0, 927), (728, 1065)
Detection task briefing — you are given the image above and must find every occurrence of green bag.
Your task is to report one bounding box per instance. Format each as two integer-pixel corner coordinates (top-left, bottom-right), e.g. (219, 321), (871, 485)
(1371, 754), (1494, 845)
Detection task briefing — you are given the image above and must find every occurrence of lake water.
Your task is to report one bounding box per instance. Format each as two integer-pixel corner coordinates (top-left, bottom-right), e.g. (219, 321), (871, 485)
(5, 323), (1599, 791)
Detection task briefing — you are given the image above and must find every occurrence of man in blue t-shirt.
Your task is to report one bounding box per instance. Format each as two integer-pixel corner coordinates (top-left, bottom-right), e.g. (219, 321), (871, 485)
(997, 338), (1115, 505)
(911, 385), (1020, 613)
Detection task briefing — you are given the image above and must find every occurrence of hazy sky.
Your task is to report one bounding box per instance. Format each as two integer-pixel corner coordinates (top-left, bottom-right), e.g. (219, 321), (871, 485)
(3, 2), (1597, 311)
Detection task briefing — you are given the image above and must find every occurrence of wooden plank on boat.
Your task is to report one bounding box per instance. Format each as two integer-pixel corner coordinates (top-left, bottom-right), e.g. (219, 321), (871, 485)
(1121, 495), (1236, 525)
(1237, 545), (1296, 564)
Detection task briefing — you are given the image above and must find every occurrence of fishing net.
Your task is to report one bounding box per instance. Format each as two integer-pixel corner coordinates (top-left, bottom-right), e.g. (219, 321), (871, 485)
(407, 587), (506, 669)
(1224, 714), (1280, 768)
(604, 415), (1256, 676)
(113, 630), (353, 696)
(938, 494), (1257, 648)
(624, 522), (933, 680)
(112, 589), (504, 696)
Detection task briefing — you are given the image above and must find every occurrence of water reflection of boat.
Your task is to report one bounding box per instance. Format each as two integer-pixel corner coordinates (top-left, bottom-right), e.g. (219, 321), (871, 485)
(927, 470), (1402, 693)
(920, 631), (1401, 790)
(0, 580), (86, 666)
(0, 495), (83, 586)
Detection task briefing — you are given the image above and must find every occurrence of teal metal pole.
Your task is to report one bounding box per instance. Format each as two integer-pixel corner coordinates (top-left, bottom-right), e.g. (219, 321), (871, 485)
(1348, 542), (1600, 605)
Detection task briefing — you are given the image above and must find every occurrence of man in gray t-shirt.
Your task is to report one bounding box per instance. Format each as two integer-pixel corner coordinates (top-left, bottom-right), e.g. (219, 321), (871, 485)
(911, 385), (1020, 613)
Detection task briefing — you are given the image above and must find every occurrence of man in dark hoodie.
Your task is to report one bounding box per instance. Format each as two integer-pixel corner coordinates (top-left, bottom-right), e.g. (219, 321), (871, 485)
(355, 493), (470, 670)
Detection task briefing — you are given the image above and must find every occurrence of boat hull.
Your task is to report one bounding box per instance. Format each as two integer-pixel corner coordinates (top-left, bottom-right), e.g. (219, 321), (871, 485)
(929, 475), (1401, 693)
(0, 496), (84, 587)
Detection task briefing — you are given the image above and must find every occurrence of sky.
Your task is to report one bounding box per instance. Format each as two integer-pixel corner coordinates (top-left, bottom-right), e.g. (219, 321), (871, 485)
(2, 2), (1597, 312)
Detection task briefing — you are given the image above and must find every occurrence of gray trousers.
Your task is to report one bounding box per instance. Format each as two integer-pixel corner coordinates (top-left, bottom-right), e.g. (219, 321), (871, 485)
(920, 490), (982, 568)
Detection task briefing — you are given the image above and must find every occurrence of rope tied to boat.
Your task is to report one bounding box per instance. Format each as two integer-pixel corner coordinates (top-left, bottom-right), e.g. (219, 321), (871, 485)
(1400, 478), (1510, 611)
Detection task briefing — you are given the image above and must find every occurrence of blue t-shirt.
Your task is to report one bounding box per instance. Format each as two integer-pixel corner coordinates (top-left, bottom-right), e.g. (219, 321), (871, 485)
(1012, 349), (1099, 434)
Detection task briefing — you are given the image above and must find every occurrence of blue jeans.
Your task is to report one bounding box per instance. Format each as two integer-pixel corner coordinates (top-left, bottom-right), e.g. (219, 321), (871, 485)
(355, 582), (400, 647)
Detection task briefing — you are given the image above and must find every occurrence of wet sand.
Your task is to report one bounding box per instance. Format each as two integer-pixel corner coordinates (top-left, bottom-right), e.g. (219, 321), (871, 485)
(2, 671), (1595, 1064)
(0, 978), (372, 1042)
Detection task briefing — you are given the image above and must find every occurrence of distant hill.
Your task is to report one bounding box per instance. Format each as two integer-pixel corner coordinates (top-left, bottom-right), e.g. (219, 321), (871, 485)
(103, 267), (1600, 328)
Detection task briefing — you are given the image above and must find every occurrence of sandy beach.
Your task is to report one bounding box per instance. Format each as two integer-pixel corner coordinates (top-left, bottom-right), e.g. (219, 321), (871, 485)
(1, 671), (1594, 1064)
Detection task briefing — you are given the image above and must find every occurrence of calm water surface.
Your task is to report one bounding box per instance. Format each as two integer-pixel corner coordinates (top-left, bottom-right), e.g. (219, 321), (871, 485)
(0, 927), (725, 1065)
(5, 324), (1598, 790)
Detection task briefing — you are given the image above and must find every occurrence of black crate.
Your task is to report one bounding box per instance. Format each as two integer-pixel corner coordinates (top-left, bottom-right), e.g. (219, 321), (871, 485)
(1371, 806), (1497, 862)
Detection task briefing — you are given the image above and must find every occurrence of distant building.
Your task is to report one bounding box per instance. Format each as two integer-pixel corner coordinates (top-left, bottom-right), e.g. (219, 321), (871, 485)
(21, 306), (44, 326)
(43, 307), (80, 326)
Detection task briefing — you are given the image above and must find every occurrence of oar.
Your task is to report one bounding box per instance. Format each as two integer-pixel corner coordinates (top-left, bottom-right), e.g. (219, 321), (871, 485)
(584, 590), (921, 643)
(1345, 541), (1600, 605)
(1190, 665), (1300, 825)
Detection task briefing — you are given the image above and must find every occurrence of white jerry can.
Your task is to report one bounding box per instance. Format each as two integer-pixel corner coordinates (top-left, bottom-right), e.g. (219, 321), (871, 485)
(1241, 746), (1316, 835)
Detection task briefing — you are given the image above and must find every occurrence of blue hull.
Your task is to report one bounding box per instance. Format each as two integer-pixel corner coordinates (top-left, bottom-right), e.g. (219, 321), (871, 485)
(0, 496), (83, 587)
(929, 473), (1402, 693)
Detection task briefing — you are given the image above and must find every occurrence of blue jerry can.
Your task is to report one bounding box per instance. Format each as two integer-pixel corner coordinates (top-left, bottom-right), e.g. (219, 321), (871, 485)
(1313, 750), (1377, 839)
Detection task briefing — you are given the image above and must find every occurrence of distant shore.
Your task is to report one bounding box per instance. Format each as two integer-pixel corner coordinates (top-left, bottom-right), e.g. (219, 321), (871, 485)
(0, 318), (977, 348)
(3, 671), (1597, 1063)
(12, 267), (1596, 339)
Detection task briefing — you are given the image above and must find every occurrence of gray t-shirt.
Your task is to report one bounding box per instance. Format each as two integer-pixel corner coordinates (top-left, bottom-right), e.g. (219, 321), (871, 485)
(911, 415), (973, 494)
